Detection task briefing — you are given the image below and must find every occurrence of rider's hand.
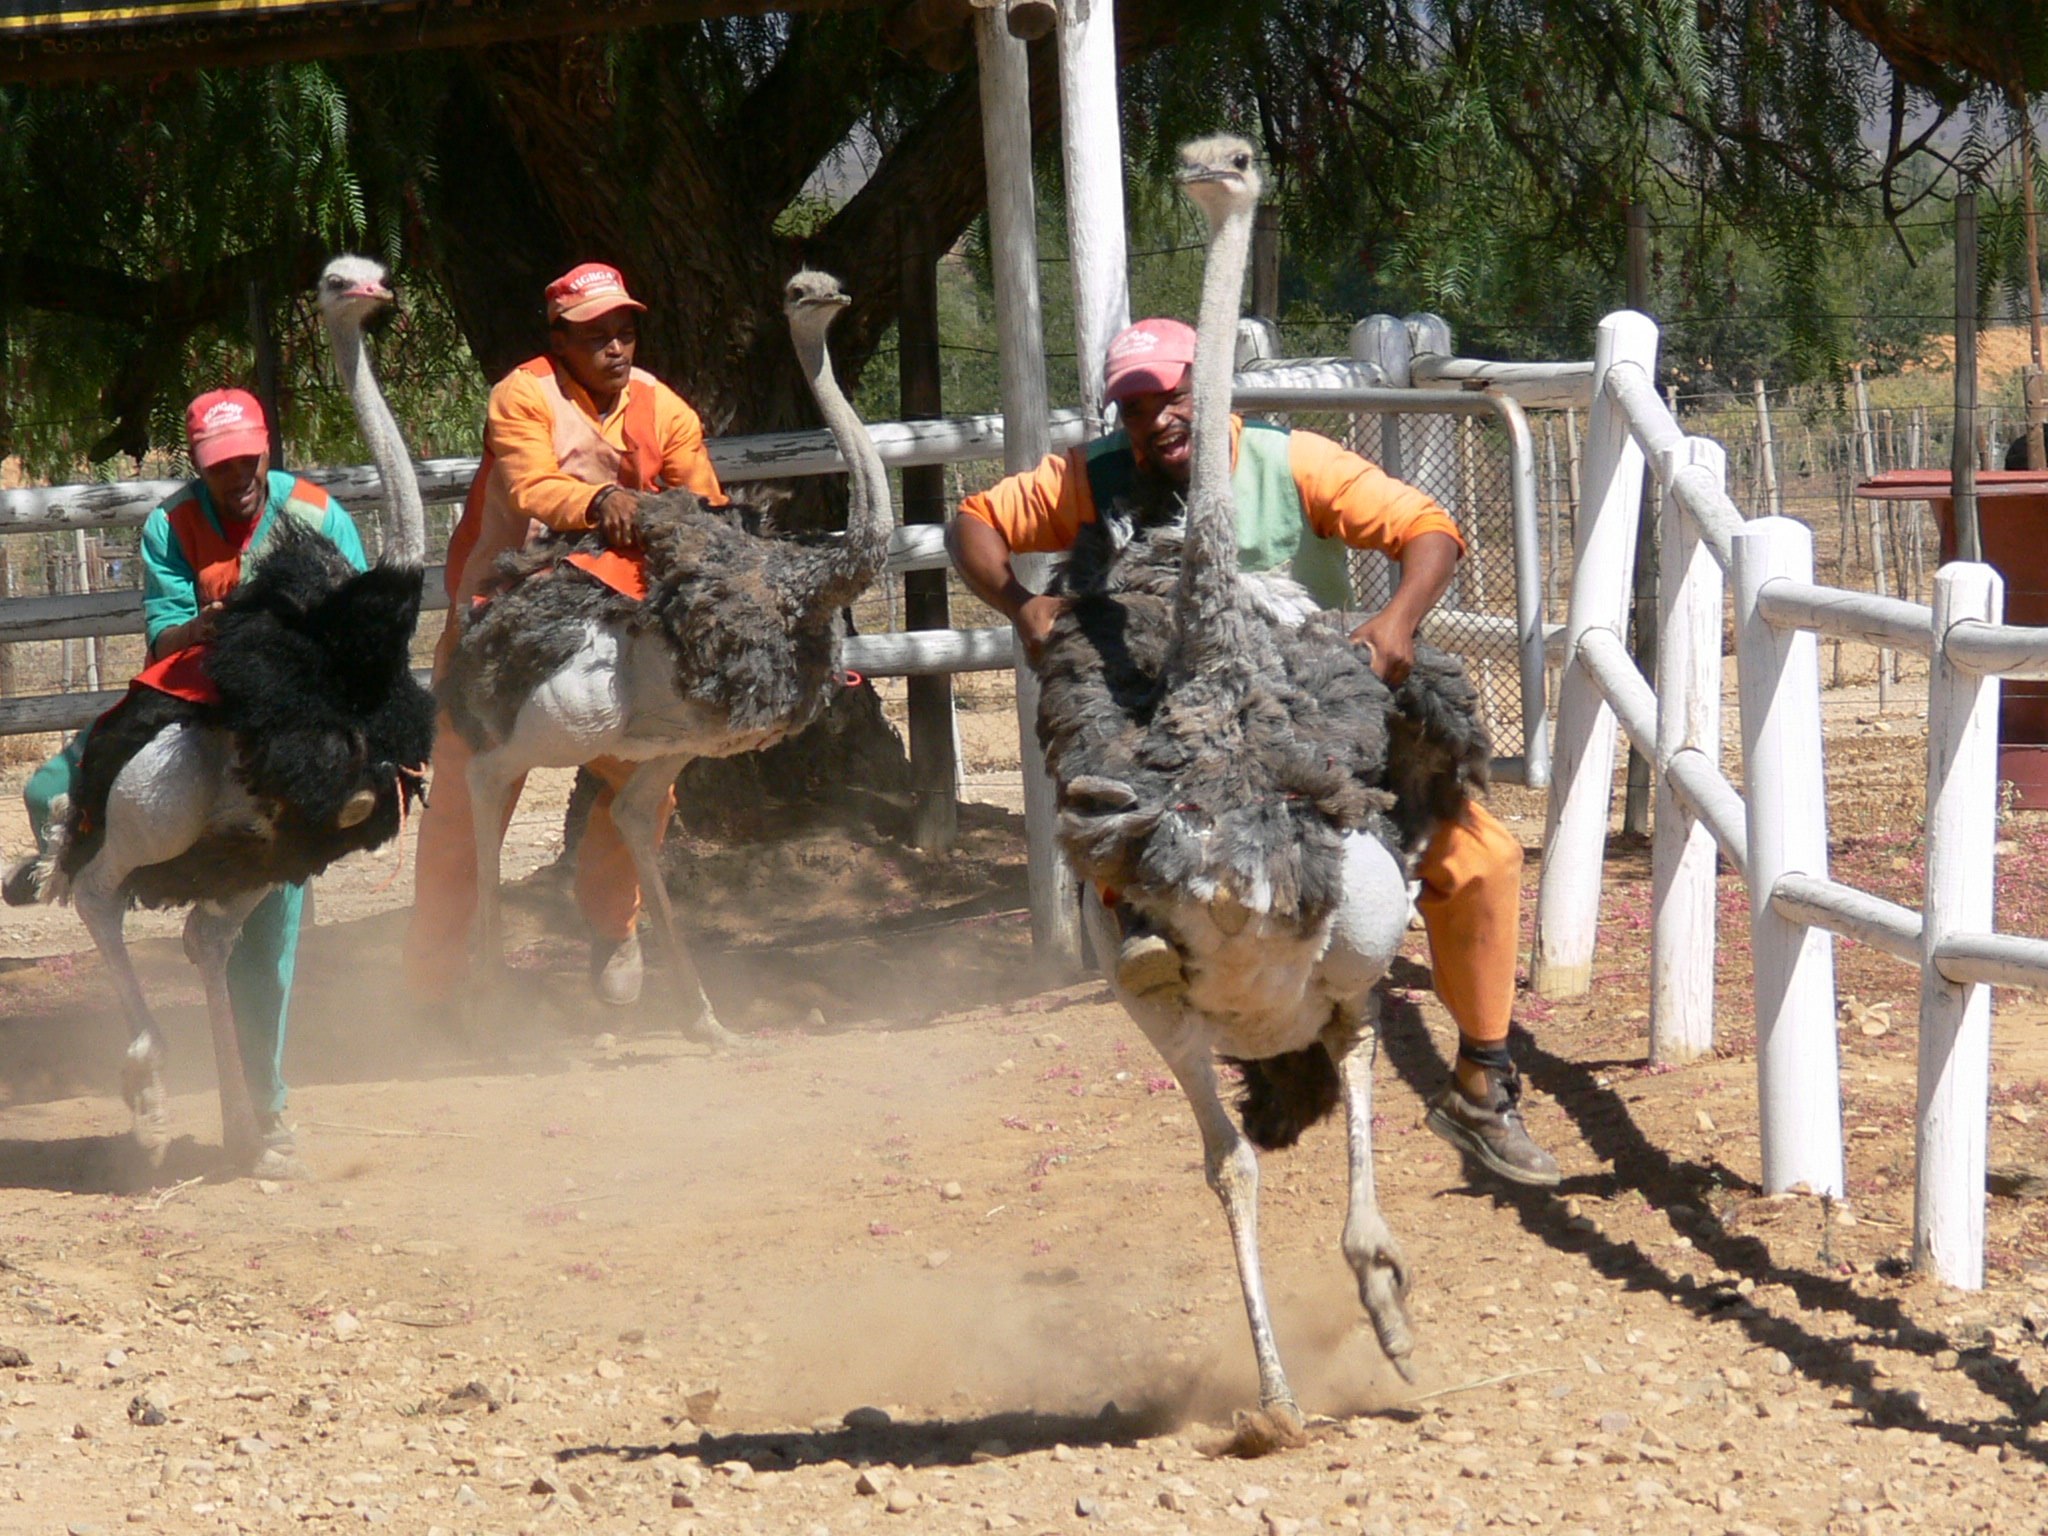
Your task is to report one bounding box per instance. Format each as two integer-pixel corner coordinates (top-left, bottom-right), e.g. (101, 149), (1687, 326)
(593, 487), (642, 551)
(1014, 593), (1071, 668)
(1349, 609), (1418, 685)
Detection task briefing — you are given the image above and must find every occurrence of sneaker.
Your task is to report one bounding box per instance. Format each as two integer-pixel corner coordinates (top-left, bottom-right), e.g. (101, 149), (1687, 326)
(591, 932), (643, 1007)
(249, 1113), (310, 1181)
(1, 856), (40, 907)
(1425, 1065), (1561, 1187)
(1111, 904), (1184, 998)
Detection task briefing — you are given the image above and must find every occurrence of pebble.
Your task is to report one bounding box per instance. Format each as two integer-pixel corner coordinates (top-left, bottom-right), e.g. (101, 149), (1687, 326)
(102, 1348), (126, 1370)
(924, 1250), (952, 1270)
(125, 1393), (167, 1427)
(594, 1358), (624, 1380)
(1235, 1485), (1271, 1507)
(454, 1484), (482, 1507)
(219, 1345), (252, 1367)
(940, 1181), (964, 1202)
(854, 1470), (888, 1496)
(884, 1488), (918, 1514)
(717, 1460), (754, 1490)
(256, 1179), (282, 1196)
(1075, 1495), (1103, 1518)
(1767, 1350), (1794, 1376)
(1597, 1412), (1633, 1436)
(331, 1311), (362, 1340)
(843, 1405), (892, 1430)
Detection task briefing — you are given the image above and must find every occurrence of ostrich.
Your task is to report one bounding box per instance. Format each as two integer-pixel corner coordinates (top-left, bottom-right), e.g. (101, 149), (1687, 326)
(430, 270), (889, 1038)
(36, 256), (435, 1171)
(1034, 136), (1490, 1446)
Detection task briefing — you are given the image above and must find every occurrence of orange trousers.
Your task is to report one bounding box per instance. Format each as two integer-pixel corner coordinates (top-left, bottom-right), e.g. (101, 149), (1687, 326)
(1414, 800), (1524, 1044)
(400, 714), (669, 1001)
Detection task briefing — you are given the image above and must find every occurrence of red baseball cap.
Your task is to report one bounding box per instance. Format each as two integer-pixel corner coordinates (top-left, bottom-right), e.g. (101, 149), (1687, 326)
(545, 262), (647, 325)
(1103, 318), (1198, 403)
(185, 389), (270, 469)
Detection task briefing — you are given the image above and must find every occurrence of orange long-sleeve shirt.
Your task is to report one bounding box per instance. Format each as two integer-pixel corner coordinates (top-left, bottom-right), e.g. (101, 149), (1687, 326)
(486, 363), (726, 533)
(958, 417), (1465, 560)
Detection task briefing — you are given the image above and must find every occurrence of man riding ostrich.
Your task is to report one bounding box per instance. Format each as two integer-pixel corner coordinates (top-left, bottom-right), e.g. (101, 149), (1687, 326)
(20, 257), (434, 1177)
(401, 262), (730, 1012)
(949, 135), (1554, 1442)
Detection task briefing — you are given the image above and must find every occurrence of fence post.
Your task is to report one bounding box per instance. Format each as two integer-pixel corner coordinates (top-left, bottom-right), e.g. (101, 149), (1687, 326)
(976, 6), (1085, 974)
(1732, 517), (1844, 1196)
(1752, 379), (1782, 518)
(1534, 310), (1657, 997)
(1349, 314), (1408, 613)
(1650, 437), (1726, 1063)
(1916, 561), (2002, 1288)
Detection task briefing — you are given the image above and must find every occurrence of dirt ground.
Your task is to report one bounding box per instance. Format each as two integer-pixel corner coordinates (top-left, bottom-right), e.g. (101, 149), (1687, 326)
(4, 673), (2048, 1536)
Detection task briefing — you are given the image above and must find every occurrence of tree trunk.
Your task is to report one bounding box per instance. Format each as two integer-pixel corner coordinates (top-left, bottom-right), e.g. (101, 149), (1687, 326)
(408, 24), (1084, 837)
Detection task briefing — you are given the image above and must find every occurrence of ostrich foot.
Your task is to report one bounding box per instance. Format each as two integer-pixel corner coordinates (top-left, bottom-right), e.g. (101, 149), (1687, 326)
(1224, 1400), (1308, 1457)
(683, 1006), (747, 1053)
(1352, 1242), (1416, 1382)
(121, 1047), (169, 1166)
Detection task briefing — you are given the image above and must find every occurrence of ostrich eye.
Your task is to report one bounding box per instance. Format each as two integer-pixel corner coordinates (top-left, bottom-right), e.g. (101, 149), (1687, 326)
(1232, 152), (1250, 170)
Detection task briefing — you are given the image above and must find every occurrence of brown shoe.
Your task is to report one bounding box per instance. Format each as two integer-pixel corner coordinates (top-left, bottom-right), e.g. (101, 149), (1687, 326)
(1426, 1063), (1560, 1187)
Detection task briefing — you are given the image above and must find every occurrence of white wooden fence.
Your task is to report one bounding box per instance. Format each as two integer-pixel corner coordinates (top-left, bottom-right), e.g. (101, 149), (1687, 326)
(1535, 310), (2048, 1290)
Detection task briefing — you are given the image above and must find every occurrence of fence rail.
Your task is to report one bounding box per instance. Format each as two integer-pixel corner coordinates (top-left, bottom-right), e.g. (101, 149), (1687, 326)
(1536, 307), (2048, 1292)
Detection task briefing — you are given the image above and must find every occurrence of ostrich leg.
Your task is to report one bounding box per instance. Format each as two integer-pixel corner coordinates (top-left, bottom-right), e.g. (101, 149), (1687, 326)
(1325, 1007), (1417, 1382)
(73, 883), (173, 1161)
(1081, 899), (1304, 1448)
(608, 755), (734, 1048)
(183, 887), (273, 1165)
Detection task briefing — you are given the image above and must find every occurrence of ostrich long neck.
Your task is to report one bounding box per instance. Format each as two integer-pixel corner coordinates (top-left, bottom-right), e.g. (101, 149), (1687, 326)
(795, 322), (892, 611)
(1165, 187), (1257, 682)
(326, 315), (426, 567)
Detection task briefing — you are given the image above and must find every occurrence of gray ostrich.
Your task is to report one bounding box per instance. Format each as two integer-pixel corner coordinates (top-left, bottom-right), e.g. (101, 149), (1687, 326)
(36, 256), (435, 1172)
(435, 271), (890, 1039)
(1034, 136), (1490, 1446)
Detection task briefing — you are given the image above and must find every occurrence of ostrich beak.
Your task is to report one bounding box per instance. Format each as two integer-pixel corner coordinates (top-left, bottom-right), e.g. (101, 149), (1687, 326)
(347, 282), (395, 303)
(1177, 166), (1236, 187)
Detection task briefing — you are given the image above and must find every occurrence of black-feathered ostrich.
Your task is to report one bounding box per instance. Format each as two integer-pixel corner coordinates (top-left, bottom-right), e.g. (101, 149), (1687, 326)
(425, 271), (889, 1039)
(37, 256), (436, 1172)
(1034, 136), (1490, 1447)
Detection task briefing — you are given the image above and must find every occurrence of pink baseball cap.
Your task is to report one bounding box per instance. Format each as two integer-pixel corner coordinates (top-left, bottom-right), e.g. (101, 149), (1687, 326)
(1102, 318), (1197, 403)
(545, 262), (647, 325)
(185, 389), (269, 469)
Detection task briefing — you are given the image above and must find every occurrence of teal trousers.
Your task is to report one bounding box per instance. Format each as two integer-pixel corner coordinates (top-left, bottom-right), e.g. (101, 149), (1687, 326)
(26, 730), (303, 1116)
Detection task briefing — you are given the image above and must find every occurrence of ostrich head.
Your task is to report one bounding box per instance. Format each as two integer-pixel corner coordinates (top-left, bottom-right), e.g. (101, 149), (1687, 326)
(1175, 134), (1262, 228)
(317, 255), (396, 334)
(783, 269), (851, 343)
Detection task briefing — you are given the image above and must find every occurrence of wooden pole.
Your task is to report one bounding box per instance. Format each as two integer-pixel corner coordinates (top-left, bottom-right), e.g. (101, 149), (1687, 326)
(1733, 516), (1845, 1197)
(2019, 92), (2047, 470)
(1650, 436), (1726, 1063)
(1915, 563), (2003, 1287)
(977, 6), (1084, 973)
(1854, 364), (1892, 708)
(1621, 203), (1655, 838)
(898, 214), (958, 854)
(1534, 311), (1658, 997)
(1753, 378), (1782, 517)
(1955, 187), (1982, 562)
(1056, 0), (1130, 436)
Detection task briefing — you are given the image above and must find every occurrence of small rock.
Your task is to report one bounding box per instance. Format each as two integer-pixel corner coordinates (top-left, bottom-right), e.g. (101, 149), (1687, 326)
(1235, 1485), (1271, 1508)
(0, 1346), (28, 1369)
(1722, 1366), (1753, 1391)
(1696, 1109), (1717, 1133)
(1767, 1350), (1793, 1376)
(256, 1179), (282, 1196)
(717, 1460), (755, 1490)
(1075, 1495), (1103, 1518)
(234, 1436), (270, 1457)
(1263, 1515), (1304, 1536)
(843, 1405), (892, 1430)
(126, 1393), (167, 1428)
(66, 1525), (101, 1536)
(684, 1387), (720, 1421)
(71, 1422), (91, 1440)
(594, 1358), (624, 1380)
(219, 1345), (252, 1367)
(940, 1181), (964, 1202)
(529, 1473), (558, 1496)
(102, 1348), (127, 1370)
(1050, 1443), (1078, 1463)
(331, 1310), (362, 1341)
(453, 1484), (483, 1508)
(854, 1469), (888, 1496)
(670, 1489), (694, 1509)
(884, 1488), (918, 1514)
(1036, 1032), (1065, 1049)
(1541, 1448), (1576, 1467)
(1597, 1411), (1633, 1436)
(924, 1250), (952, 1270)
